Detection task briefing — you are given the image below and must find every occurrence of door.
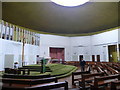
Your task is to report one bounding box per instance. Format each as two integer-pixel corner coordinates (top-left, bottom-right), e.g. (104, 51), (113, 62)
(96, 55), (100, 62)
(92, 55), (95, 62)
(50, 48), (64, 63)
(79, 55), (83, 62)
(108, 45), (117, 62)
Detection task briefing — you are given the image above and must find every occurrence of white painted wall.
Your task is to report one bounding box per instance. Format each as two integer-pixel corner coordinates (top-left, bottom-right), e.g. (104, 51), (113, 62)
(0, 27), (119, 71)
(91, 29), (118, 45)
(118, 28), (120, 43)
(70, 36), (91, 61)
(0, 39), (40, 71)
(70, 29), (119, 62)
(39, 34), (71, 61)
(24, 44), (40, 65)
(91, 29), (118, 62)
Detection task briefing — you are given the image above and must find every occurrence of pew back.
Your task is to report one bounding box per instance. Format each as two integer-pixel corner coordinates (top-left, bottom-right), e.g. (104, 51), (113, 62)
(80, 72), (104, 89)
(93, 74), (120, 89)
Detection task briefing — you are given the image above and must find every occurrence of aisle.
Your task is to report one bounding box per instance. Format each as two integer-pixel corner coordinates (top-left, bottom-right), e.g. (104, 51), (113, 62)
(58, 67), (81, 89)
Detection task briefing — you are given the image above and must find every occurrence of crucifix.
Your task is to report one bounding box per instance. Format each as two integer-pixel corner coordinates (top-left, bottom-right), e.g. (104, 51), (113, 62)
(22, 37), (25, 67)
(21, 29), (27, 67)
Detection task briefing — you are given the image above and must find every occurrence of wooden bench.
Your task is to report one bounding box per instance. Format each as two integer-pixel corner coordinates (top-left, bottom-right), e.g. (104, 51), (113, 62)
(104, 64), (119, 74)
(65, 61), (80, 66)
(2, 81), (68, 90)
(4, 68), (21, 74)
(79, 72), (104, 89)
(4, 68), (30, 75)
(72, 71), (90, 85)
(98, 63), (110, 75)
(111, 80), (120, 90)
(90, 74), (120, 90)
(1, 77), (58, 87)
(110, 63), (120, 72)
(2, 74), (51, 79)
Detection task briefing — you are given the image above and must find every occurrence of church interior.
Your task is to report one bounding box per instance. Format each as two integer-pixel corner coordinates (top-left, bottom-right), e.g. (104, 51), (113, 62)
(0, 0), (120, 90)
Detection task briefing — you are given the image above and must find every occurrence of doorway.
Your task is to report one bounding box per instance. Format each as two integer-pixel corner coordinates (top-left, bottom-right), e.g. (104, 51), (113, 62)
(79, 55), (83, 62)
(96, 55), (100, 62)
(108, 45), (117, 62)
(50, 47), (64, 63)
(92, 55), (95, 62)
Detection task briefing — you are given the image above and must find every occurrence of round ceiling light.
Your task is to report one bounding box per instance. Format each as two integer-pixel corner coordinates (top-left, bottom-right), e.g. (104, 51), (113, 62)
(51, 0), (89, 7)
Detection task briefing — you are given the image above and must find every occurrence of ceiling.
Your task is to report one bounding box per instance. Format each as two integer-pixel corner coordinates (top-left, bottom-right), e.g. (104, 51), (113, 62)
(2, 2), (119, 36)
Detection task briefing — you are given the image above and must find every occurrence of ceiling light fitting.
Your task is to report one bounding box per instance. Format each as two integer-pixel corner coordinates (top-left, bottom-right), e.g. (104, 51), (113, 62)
(51, 0), (89, 7)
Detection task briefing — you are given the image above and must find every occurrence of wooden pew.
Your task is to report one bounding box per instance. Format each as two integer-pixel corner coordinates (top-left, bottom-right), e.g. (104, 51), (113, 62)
(2, 81), (68, 90)
(94, 65), (103, 73)
(90, 74), (120, 90)
(65, 61), (80, 66)
(2, 74), (51, 79)
(72, 71), (90, 85)
(4, 68), (31, 75)
(88, 63), (99, 73)
(111, 63), (120, 72)
(4, 68), (21, 74)
(104, 64), (119, 74)
(1, 77), (58, 87)
(79, 72), (104, 89)
(111, 80), (120, 90)
(99, 64), (110, 75)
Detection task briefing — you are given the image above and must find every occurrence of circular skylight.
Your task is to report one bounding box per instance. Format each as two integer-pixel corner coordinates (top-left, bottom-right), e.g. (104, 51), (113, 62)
(51, 0), (89, 7)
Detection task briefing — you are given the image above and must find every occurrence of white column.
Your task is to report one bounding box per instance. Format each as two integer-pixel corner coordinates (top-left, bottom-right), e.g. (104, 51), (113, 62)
(28, 31), (30, 44)
(27, 31), (29, 44)
(24, 30), (27, 44)
(117, 43), (120, 61)
(35, 33), (37, 45)
(12, 25), (15, 41)
(31, 32), (34, 45)
(29, 31), (31, 44)
(38, 36), (40, 46)
(33, 32), (35, 45)
(21, 29), (24, 43)
(30, 31), (32, 45)
(0, 20), (1, 38)
(16, 26), (18, 41)
(26, 30), (28, 44)
(5, 22), (8, 39)
(18, 28), (21, 42)
(0, 20), (2, 38)
(8, 24), (11, 40)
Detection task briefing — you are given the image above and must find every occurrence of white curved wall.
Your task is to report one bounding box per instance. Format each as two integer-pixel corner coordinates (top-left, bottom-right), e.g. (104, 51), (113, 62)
(39, 34), (71, 61)
(0, 39), (40, 71)
(0, 28), (119, 71)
